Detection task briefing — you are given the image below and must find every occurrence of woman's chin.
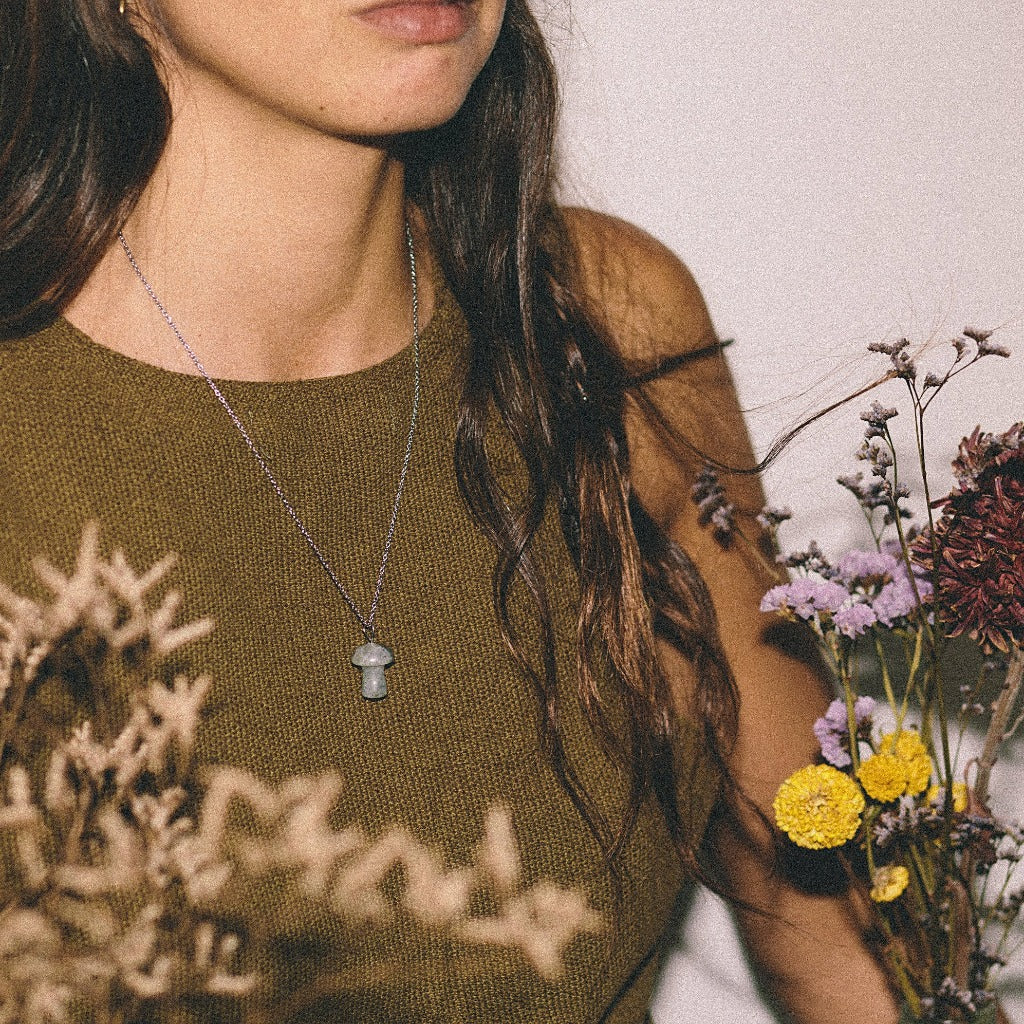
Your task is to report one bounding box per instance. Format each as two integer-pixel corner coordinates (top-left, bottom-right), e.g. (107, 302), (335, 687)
(324, 81), (478, 139)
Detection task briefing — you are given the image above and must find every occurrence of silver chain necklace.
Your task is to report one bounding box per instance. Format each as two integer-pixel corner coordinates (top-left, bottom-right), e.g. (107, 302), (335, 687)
(117, 223), (421, 701)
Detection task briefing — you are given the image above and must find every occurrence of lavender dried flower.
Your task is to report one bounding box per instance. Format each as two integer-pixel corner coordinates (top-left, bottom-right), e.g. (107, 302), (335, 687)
(833, 603), (878, 638)
(813, 697), (876, 768)
(691, 464), (735, 542)
(868, 337), (918, 380)
(778, 540), (833, 575)
(760, 578), (851, 619)
(756, 505), (792, 536)
(860, 401), (899, 440)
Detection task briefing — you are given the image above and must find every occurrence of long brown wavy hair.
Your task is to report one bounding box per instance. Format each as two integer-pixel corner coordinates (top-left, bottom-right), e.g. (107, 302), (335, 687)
(0, 0), (740, 880)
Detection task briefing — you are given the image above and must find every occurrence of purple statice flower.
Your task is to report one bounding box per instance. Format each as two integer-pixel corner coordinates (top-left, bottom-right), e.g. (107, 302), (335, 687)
(813, 697), (876, 768)
(836, 471), (907, 518)
(936, 977), (981, 1016)
(756, 505), (792, 536)
(871, 579), (920, 626)
(965, 326), (1012, 359)
(860, 441), (894, 479)
(833, 603), (878, 638)
(760, 578), (851, 620)
(836, 549), (900, 587)
(881, 539), (934, 592)
(873, 794), (939, 848)
(691, 465), (735, 541)
(853, 695), (878, 719)
(881, 542), (933, 620)
(710, 504), (735, 535)
(963, 327), (993, 344)
(815, 730), (849, 769)
(868, 337), (918, 380)
(834, 545), (933, 627)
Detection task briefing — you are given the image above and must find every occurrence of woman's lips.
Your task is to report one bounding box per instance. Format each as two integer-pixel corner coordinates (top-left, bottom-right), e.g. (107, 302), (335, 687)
(354, 1), (475, 45)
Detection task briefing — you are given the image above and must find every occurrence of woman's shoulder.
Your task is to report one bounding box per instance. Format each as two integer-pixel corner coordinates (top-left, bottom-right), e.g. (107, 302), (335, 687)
(559, 206), (718, 366)
(560, 206), (760, 538)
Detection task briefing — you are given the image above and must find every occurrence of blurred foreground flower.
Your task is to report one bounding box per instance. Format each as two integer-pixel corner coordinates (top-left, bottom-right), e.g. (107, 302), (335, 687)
(0, 527), (604, 1023)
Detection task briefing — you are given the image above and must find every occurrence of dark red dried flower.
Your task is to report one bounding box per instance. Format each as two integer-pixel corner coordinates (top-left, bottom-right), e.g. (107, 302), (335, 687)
(913, 423), (1024, 654)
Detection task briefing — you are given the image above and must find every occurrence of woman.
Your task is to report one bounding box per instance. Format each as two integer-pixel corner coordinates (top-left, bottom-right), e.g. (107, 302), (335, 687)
(0, 0), (899, 1020)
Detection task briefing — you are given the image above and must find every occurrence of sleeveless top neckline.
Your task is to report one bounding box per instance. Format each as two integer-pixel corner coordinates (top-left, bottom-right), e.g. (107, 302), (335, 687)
(46, 274), (459, 403)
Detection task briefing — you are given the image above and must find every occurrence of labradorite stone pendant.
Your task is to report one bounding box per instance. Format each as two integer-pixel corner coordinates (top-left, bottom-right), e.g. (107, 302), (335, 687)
(351, 641), (394, 700)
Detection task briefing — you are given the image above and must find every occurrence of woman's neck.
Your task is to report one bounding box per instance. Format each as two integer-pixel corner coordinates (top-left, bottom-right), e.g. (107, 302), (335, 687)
(65, 67), (433, 381)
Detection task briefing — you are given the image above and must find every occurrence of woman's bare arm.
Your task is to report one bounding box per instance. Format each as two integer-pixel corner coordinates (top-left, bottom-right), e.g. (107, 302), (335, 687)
(566, 207), (901, 1023)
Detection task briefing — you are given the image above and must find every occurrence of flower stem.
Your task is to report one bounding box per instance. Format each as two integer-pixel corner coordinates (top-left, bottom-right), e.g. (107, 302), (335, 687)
(874, 636), (903, 728)
(903, 627), (925, 714)
(840, 851), (920, 1015)
(974, 647), (1024, 810)
(933, 659), (957, 829)
(839, 651), (862, 774)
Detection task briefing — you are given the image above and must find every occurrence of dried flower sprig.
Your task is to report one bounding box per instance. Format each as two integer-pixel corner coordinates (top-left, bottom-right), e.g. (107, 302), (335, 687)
(0, 522), (213, 774)
(0, 529), (604, 1024)
(691, 464), (736, 542)
(0, 522), (212, 694)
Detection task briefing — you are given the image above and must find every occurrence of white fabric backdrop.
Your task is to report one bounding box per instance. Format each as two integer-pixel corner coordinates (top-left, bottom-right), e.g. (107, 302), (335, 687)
(545, 2), (1024, 1020)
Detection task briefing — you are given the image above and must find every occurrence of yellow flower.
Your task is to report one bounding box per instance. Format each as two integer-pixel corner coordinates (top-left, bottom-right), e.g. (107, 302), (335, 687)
(773, 764), (866, 850)
(871, 864), (910, 903)
(857, 753), (908, 803)
(926, 782), (969, 814)
(952, 782), (968, 813)
(879, 730), (932, 797)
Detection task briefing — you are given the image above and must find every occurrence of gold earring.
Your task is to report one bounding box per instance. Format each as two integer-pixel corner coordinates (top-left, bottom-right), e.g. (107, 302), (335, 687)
(118, 0), (126, 13)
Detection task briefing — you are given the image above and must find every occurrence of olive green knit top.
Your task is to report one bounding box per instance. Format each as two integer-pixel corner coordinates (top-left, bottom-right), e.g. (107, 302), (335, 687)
(0, 280), (715, 1023)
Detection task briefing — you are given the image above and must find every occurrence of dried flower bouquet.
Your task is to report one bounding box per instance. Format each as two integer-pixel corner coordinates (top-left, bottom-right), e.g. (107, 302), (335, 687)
(0, 525), (603, 1023)
(705, 328), (1020, 1023)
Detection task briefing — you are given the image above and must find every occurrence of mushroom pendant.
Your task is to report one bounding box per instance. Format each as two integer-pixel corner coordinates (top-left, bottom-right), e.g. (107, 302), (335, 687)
(351, 641), (394, 700)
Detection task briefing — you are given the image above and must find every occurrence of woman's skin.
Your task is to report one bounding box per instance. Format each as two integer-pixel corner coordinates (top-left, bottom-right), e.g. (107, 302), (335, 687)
(66, 1), (900, 1019)
(67, 0), (508, 379)
(569, 212), (901, 1021)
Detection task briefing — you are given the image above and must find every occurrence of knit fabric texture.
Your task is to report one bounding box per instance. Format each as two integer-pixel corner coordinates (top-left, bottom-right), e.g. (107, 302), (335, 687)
(0, 280), (716, 1023)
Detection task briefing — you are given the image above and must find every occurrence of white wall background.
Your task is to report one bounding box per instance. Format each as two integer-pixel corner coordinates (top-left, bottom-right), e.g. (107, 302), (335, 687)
(545, 2), (1024, 1020)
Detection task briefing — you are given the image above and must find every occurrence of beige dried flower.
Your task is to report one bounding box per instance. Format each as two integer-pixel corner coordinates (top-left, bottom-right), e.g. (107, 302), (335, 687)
(225, 771), (367, 899)
(1, 527), (605, 1022)
(459, 881), (605, 980)
(42, 749), (76, 817)
(0, 910), (74, 1024)
(191, 924), (258, 997)
(0, 523), (213, 726)
(111, 902), (172, 998)
(477, 804), (522, 893)
(1, 766), (48, 892)
(29, 524), (212, 660)
(52, 807), (146, 898)
(143, 674), (212, 766)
